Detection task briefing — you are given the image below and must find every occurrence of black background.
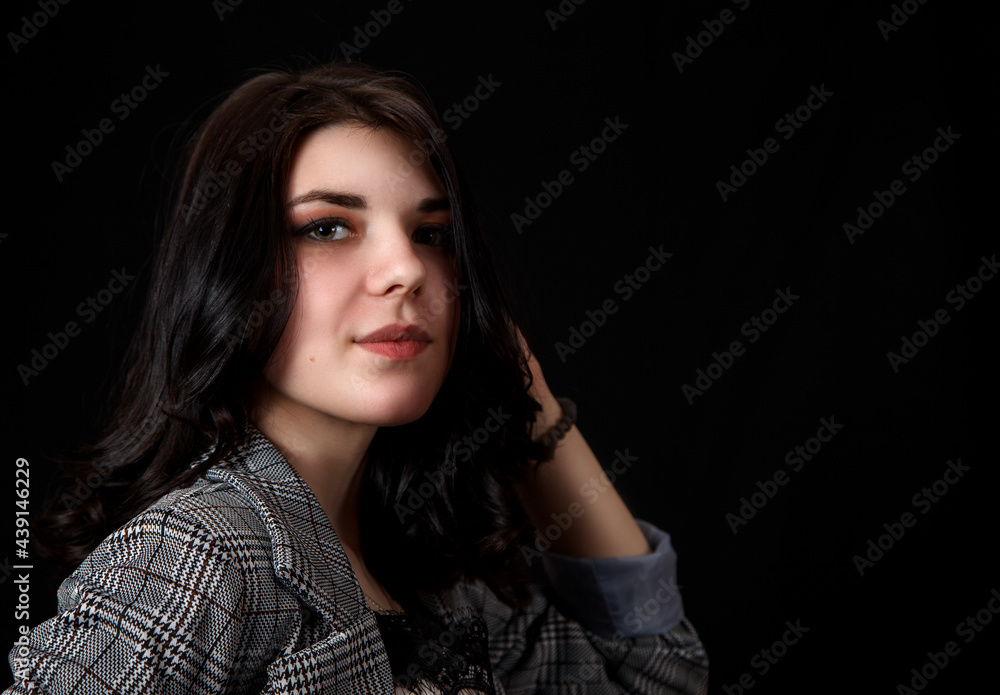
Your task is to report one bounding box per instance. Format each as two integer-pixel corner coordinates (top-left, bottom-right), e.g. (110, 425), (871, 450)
(2, 0), (992, 692)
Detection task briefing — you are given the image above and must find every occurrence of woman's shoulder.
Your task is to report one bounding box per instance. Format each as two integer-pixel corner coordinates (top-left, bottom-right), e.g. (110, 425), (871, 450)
(79, 473), (275, 581)
(23, 477), (305, 695)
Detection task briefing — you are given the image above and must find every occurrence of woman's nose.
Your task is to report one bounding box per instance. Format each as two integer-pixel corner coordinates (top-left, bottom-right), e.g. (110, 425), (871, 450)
(365, 224), (427, 298)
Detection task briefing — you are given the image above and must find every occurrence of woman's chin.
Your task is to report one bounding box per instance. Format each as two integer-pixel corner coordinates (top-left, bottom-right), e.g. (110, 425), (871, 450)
(367, 409), (430, 428)
(359, 393), (437, 428)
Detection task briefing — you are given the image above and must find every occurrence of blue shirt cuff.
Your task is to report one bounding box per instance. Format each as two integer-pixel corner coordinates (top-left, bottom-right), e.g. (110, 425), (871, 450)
(540, 519), (684, 639)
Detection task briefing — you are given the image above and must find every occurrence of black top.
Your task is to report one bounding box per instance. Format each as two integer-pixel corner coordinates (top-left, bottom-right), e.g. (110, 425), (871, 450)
(373, 607), (496, 694)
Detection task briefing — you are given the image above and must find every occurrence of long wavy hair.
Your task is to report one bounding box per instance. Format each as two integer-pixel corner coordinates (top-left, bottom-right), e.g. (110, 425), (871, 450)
(38, 61), (548, 608)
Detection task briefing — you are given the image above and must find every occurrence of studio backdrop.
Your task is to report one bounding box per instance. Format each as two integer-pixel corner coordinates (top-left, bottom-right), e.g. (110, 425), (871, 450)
(3, 0), (988, 692)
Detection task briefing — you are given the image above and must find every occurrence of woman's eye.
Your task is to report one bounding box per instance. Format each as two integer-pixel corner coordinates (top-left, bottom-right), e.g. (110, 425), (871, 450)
(414, 224), (452, 247)
(300, 218), (351, 241)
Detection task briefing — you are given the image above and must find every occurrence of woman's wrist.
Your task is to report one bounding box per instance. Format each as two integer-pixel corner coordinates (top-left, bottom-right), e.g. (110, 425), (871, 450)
(532, 397), (577, 451)
(530, 393), (565, 441)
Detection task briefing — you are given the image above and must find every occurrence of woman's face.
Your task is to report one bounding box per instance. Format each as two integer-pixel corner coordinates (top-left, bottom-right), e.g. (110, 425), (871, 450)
(261, 123), (461, 428)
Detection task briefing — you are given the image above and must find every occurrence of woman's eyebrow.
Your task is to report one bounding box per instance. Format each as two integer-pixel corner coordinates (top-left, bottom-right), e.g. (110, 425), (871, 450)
(286, 189), (450, 213)
(417, 196), (451, 213)
(286, 189), (367, 209)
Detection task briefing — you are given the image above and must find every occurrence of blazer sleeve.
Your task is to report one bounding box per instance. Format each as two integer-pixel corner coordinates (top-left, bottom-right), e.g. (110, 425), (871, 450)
(539, 519), (686, 639)
(5, 507), (271, 695)
(446, 521), (709, 695)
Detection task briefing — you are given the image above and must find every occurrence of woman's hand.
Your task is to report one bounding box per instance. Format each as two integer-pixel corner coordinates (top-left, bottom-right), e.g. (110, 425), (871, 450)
(514, 330), (651, 559)
(518, 331), (564, 439)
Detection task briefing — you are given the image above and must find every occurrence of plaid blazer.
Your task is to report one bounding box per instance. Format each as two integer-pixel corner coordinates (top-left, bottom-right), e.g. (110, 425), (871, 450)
(7, 428), (708, 694)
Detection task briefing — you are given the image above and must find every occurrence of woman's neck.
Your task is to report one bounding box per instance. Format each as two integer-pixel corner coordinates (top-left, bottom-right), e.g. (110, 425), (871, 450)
(251, 382), (377, 552)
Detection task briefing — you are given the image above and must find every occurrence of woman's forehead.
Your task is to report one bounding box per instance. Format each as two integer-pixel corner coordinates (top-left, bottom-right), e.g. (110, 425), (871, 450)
(286, 123), (447, 207)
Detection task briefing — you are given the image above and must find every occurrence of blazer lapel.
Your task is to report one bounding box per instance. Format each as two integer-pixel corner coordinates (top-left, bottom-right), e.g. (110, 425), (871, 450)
(204, 424), (365, 632)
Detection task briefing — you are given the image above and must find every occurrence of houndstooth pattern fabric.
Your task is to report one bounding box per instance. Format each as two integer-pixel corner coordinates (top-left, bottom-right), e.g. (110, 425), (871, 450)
(6, 426), (708, 694)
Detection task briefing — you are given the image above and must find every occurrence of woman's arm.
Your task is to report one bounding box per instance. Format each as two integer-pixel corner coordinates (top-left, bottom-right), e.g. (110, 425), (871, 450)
(474, 339), (707, 694)
(514, 342), (651, 560)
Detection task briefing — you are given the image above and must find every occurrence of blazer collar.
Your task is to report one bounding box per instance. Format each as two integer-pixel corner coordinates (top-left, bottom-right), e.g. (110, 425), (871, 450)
(203, 424), (368, 631)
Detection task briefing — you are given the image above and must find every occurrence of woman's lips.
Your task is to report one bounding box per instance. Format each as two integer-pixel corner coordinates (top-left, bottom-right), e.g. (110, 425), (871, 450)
(354, 323), (430, 360)
(355, 341), (428, 359)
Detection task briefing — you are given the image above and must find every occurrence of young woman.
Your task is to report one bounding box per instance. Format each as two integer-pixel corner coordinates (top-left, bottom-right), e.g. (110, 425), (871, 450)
(7, 61), (708, 694)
